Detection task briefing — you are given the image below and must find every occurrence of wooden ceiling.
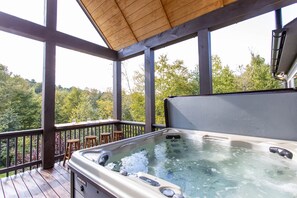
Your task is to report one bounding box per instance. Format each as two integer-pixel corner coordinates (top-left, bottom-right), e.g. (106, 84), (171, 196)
(79, 0), (236, 51)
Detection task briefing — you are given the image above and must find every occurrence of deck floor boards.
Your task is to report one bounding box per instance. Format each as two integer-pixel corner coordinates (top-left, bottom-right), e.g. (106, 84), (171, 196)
(30, 169), (60, 198)
(0, 179), (5, 197)
(21, 171), (45, 198)
(0, 162), (71, 198)
(10, 174), (32, 197)
(1, 176), (18, 198)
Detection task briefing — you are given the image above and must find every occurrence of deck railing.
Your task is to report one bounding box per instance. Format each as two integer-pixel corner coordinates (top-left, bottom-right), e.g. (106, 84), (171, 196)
(120, 121), (145, 138)
(54, 120), (118, 161)
(0, 129), (43, 177)
(153, 123), (166, 131)
(0, 120), (165, 176)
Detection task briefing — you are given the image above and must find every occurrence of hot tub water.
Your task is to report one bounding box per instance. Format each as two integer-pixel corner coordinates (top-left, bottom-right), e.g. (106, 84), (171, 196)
(105, 136), (297, 198)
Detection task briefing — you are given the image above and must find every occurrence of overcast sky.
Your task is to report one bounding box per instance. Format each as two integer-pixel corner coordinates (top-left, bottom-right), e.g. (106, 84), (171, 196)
(0, 1), (296, 91)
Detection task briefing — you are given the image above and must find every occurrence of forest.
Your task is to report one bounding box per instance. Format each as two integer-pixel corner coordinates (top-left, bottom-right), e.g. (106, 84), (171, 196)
(0, 53), (281, 133)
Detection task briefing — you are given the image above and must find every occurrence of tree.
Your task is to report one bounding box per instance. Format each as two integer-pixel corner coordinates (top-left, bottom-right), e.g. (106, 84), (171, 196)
(212, 55), (238, 93)
(55, 88), (69, 123)
(127, 55), (199, 124)
(0, 65), (41, 131)
(125, 66), (145, 122)
(237, 53), (281, 91)
(71, 92), (94, 122)
(154, 55), (199, 124)
(96, 89), (113, 119)
(191, 65), (200, 95)
(122, 90), (133, 121)
(129, 92), (145, 122)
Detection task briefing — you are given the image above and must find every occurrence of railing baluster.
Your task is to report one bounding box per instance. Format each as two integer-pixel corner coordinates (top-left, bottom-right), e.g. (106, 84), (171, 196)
(37, 134), (40, 167)
(123, 124), (126, 137)
(70, 130), (72, 140)
(58, 131), (61, 156)
(124, 124), (126, 137)
(15, 137), (18, 175)
(22, 136), (26, 166)
(64, 130), (67, 154)
(6, 138), (10, 177)
(0, 140), (1, 167)
(30, 135), (33, 170)
(79, 128), (81, 147)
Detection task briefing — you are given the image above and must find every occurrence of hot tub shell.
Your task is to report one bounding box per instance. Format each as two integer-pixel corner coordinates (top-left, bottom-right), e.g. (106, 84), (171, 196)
(69, 89), (297, 197)
(69, 128), (297, 197)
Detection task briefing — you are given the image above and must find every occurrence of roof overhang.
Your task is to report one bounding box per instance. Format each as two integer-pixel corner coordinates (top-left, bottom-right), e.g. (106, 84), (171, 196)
(77, 0), (236, 51)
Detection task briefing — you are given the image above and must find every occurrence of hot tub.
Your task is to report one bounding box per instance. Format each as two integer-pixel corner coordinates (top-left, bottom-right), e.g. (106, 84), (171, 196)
(69, 90), (297, 197)
(69, 128), (297, 198)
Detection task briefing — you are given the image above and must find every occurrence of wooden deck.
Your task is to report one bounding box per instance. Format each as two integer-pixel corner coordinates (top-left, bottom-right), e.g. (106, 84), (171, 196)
(0, 162), (71, 198)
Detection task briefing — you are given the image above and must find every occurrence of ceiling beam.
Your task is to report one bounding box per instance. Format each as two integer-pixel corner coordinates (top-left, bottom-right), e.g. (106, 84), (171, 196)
(0, 11), (47, 42)
(118, 0), (297, 60)
(0, 11), (118, 61)
(54, 31), (118, 60)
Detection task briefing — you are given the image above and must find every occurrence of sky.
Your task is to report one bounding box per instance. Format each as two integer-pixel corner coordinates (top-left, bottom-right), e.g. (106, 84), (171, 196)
(0, 1), (296, 91)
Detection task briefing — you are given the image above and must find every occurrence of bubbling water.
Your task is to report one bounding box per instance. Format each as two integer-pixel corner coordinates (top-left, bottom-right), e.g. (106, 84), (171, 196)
(106, 137), (297, 198)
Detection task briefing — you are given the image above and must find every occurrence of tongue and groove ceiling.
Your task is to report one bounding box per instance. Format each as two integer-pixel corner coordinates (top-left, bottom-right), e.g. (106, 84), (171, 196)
(78, 0), (236, 50)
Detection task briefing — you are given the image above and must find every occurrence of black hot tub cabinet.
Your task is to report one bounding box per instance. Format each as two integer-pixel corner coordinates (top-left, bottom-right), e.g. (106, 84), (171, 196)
(69, 89), (297, 198)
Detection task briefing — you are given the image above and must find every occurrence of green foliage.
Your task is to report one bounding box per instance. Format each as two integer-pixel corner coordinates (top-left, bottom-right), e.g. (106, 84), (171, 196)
(212, 53), (281, 93)
(237, 53), (281, 91)
(55, 88), (69, 123)
(96, 89), (113, 119)
(122, 91), (133, 121)
(0, 64), (41, 132)
(130, 92), (145, 122)
(55, 87), (105, 123)
(0, 52), (283, 132)
(212, 55), (238, 93)
(124, 55), (199, 124)
(127, 67), (145, 122)
(155, 55), (199, 124)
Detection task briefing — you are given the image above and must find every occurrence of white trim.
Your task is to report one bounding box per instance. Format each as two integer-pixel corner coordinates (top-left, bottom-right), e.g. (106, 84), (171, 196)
(287, 57), (297, 88)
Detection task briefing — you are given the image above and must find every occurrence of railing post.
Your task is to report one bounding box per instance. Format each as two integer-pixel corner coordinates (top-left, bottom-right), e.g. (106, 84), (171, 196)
(198, 29), (212, 95)
(42, 0), (57, 169)
(144, 48), (155, 132)
(113, 60), (122, 131)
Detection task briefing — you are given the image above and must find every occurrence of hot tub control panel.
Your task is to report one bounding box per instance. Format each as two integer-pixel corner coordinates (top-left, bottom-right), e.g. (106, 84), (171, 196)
(72, 171), (116, 198)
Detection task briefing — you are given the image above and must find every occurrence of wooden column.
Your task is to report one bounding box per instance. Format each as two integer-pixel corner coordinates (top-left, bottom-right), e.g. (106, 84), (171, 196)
(42, 0), (57, 169)
(198, 29), (212, 95)
(113, 60), (122, 130)
(144, 48), (155, 132)
(275, 9), (283, 29)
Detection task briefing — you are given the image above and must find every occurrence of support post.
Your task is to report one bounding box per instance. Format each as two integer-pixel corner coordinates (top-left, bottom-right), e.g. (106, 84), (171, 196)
(198, 29), (212, 95)
(275, 9), (287, 88)
(42, 0), (57, 169)
(113, 60), (122, 130)
(275, 9), (283, 29)
(144, 48), (155, 132)
(42, 42), (56, 169)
